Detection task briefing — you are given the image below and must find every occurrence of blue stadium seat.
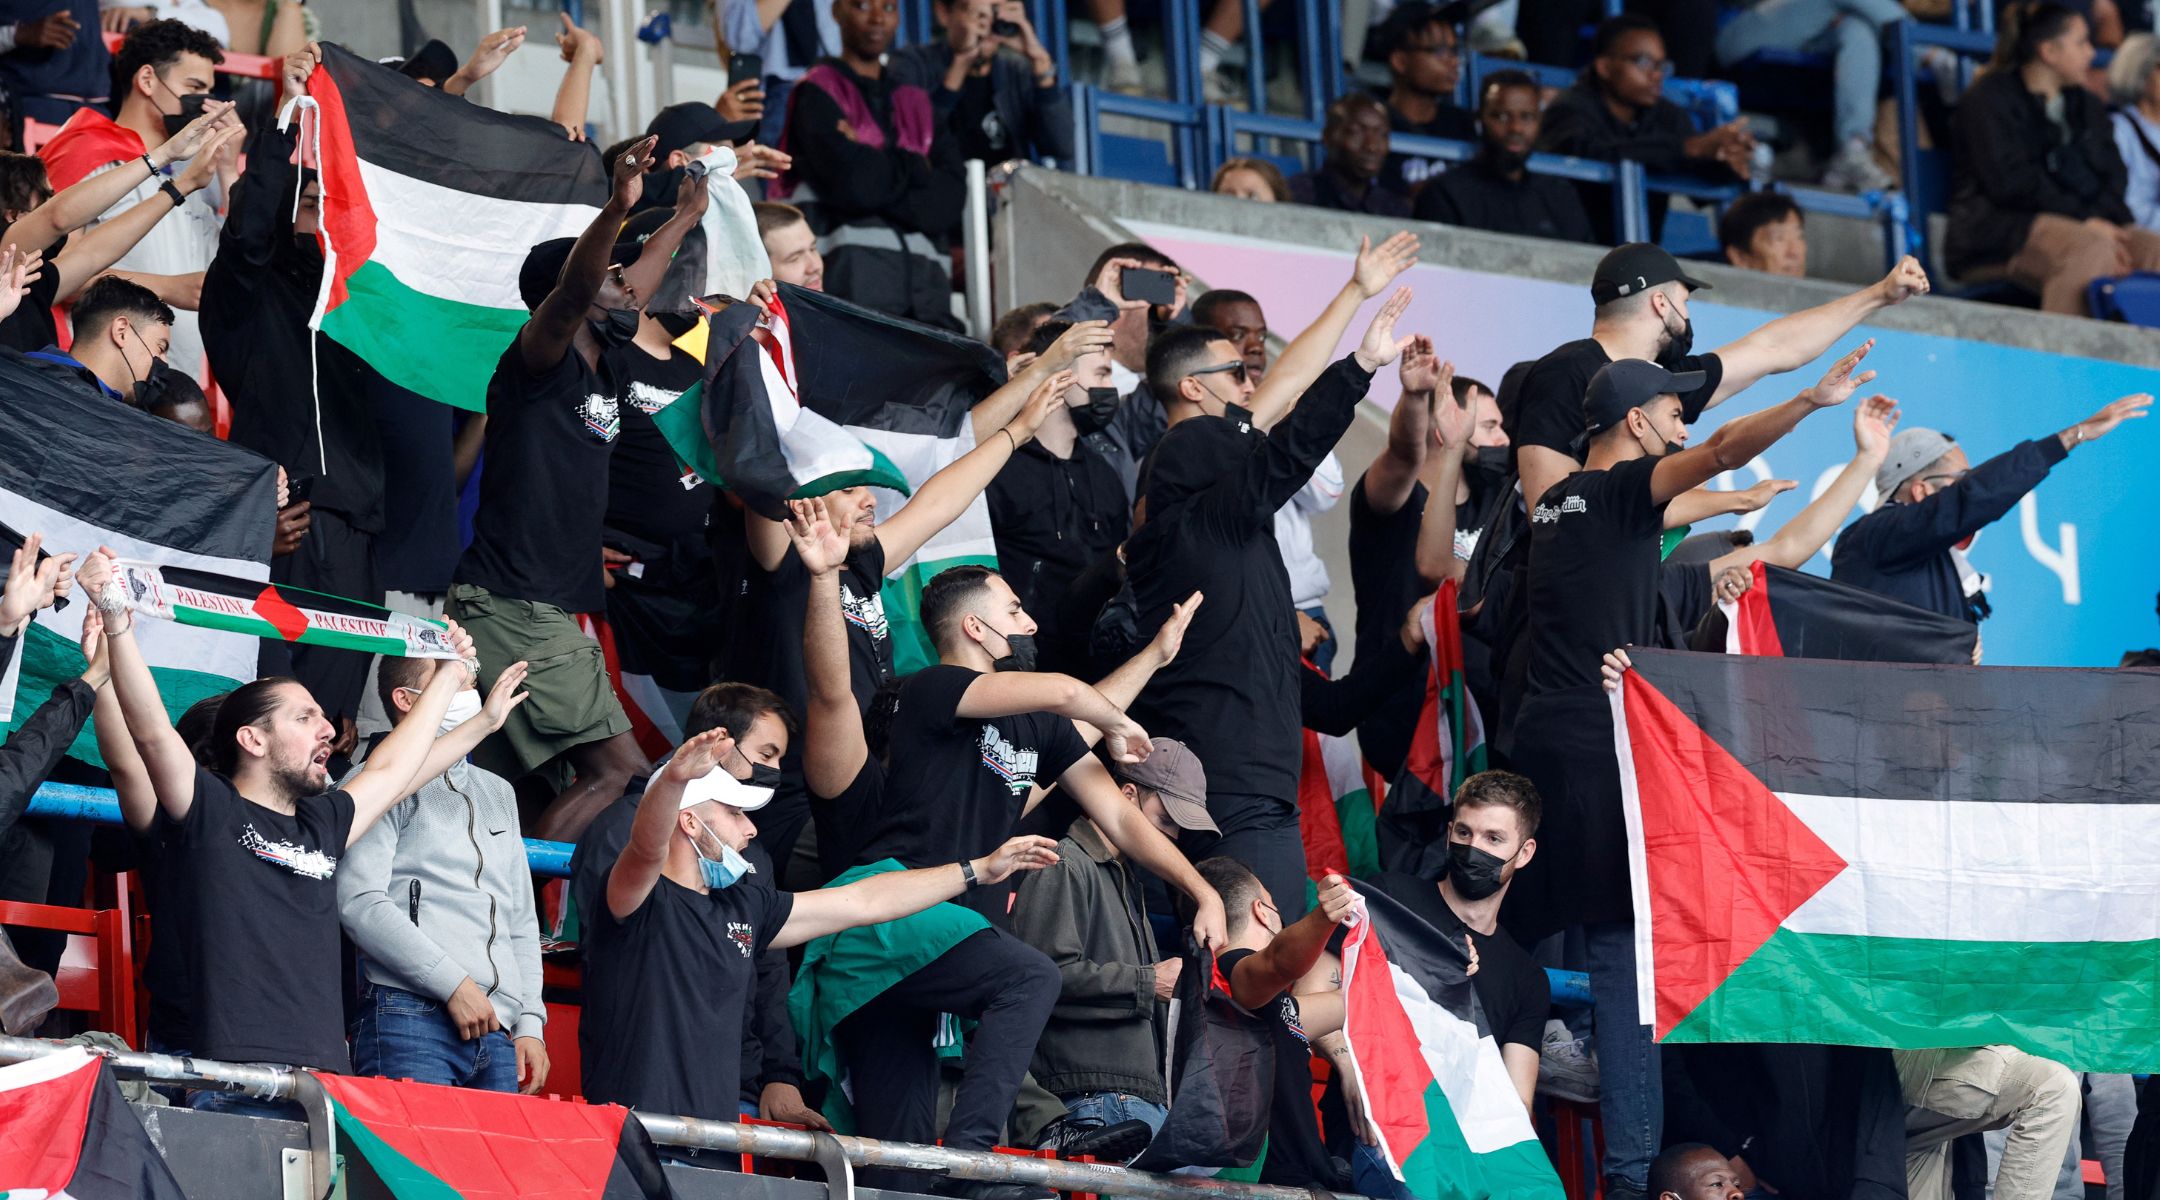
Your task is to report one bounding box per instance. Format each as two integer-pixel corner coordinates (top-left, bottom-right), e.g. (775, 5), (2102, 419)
(2088, 273), (2160, 326)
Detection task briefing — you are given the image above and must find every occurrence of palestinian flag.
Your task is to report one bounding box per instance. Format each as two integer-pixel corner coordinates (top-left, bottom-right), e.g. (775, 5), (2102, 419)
(1338, 886), (1564, 1200)
(0, 1048), (188, 1198)
(315, 1072), (676, 1198)
(1615, 647), (2160, 1072)
(113, 561), (461, 660)
(304, 43), (610, 411)
(700, 285), (1007, 672)
(1296, 720), (1388, 885)
(0, 354), (277, 768)
(1374, 584), (1487, 872)
(1691, 561), (1977, 664)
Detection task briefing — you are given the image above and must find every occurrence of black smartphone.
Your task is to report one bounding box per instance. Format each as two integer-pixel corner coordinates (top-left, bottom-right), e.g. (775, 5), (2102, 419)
(992, 18), (1022, 35)
(1123, 265), (1177, 307)
(728, 53), (764, 87)
(286, 474), (318, 505)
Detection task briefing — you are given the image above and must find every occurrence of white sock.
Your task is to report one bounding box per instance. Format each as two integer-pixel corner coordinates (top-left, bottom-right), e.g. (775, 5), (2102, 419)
(1199, 29), (1231, 75)
(1100, 18), (1137, 67)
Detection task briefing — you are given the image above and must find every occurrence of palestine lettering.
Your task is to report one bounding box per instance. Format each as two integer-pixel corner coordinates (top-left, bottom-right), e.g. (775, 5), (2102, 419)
(239, 823), (338, 880)
(171, 586), (255, 618)
(1531, 496), (1588, 524)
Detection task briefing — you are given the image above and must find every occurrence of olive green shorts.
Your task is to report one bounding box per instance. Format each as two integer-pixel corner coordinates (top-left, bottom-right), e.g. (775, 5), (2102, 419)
(446, 583), (630, 781)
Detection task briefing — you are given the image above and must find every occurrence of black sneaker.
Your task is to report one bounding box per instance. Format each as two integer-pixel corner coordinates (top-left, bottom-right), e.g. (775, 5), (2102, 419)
(932, 1178), (1056, 1200)
(1033, 1115), (1154, 1163)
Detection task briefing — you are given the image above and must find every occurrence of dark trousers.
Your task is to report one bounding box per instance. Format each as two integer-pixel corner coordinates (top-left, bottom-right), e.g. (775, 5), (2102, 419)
(263, 507), (381, 726)
(1184, 803), (1309, 922)
(835, 928), (1059, 1188)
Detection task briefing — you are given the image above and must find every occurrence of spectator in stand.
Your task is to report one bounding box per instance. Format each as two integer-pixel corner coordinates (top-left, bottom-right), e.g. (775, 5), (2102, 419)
(1538, 15), (1754, 243)
(1947, 1), (2160, 315)
(2107, 33), (2160, 232)
(23, 272), (170, 400)
(1056, 245), (1189, 493)
(1414, 69), (1596, 244)
(755, 201), (826, 290)
(1211, 155), (1290, 202)
(336, 657), (548, 1094)
(1714, 0), (1904, 192)
(0, 0), (103, 128)
(1517, 0), (1717, 78)
(989, 300), (1055, 356)
(83, 547), (517, 1114)
(450, 139), (703, 843)
(778, 0), (965, 329)
(1717, 189), (1809, 276)
(1898, 1047), (2082, 1200)
(1647, 1144), (1750, 1200)
(1831, 395), (2150, 625)
(36, 19), (227, 376)
(1083, 0), (1275, 102)
(629, 101), (759, 215)
(721, 0), (840, 145)
(1372, 2), (1478, 198)
(888, 0), (1072, 165)
(1009, 738), (1218, 1148)
(1289, 94), (1413, 216)
(206, 46), (388, 756)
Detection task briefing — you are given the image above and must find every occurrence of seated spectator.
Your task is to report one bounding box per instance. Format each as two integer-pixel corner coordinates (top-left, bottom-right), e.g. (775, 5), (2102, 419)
(336, 659), (547, 1094)
(1083, 0), (1272, 102)
(888, 0), (1072, 164)
(1647, 1143), (1750, 1200)
(1517, 0), (1717, 78)
(755, 201), (826, 290)
(1372, 2), (1478, 197)
(0, 0), (103, 127)
(1538, 15), (1753, 243)
(1946, 2), (2160, 314)
(778, 0), (965, 329)
(2107, 33), (2160, 232)
(1715, 0), (1903, 192)
(1717, 189), (1808, 276)
(1414, 69), (1596, 244)
(24, 274), (172, 401)
(1211, 155), (1290, 202)
(1289, 94), (1413, 216)
(1897, 1047), (2081, 1200)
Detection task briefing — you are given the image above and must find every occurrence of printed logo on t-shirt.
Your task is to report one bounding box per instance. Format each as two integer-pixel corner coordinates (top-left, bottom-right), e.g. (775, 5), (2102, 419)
(238, 822), (337, 880)
(727, 921), (755, 958)
(1454, 526), (1482, 562)
(1276, 995), (1309, 1046)
(978, 724), (1039, 796)
(624, 379), (686, 416)
(1529, 495), (1588, 524)
(840, 580), (890, 643)
(578, 391), (621, 442)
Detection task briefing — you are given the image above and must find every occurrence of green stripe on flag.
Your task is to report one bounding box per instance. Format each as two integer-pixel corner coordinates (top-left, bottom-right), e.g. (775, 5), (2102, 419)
(1399, 1080), (1565, 1200)
(170, 608), (412, 657)
(326, 1098), (464, 1199)
(1335, 785), (1381, 879)
(0, 624), (239, 770)
(651, 379), (723, 485)
(321, 260), (518, 413)
(792, 445), (912, 503)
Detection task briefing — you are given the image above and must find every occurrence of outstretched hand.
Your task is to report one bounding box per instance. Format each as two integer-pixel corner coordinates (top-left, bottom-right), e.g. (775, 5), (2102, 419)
(1148, 590), (1203, 665)
(478, 661), (531, 730)
(0, 245), (36, 325)
(660, 727), (733, 787)
(1730, 477), (1797, 514)
(1852, 394), (1899, 459)
(1042, 319), (1114, 372)
(1802, 339), (1876, 409)
(462, 25), (527, 82)
(155, 98), (238, 167)
(784, 496), (851, 575)
(610, 135), (657, 209)
(974, 834), (1061, 885)
(1350, 231), (1419, 299)
(1351, 288), (1416, 372)
(2068, 393), (2151, 445)
(1396, 333), (1440, 397)
(1008, 370), (1075, 444)
(0, 532), (76, 635)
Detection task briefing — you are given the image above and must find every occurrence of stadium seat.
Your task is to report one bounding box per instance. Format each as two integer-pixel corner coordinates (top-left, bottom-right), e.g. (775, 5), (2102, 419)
(2088, 273), (2160, 326)
(1550, 1096), (1606, 1200)
(0, 900), (136, 1044)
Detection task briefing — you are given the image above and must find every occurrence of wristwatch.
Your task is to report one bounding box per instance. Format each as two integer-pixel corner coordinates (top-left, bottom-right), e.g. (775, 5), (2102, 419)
(959, 859), (980, 890)
(158, 179), (187, 208)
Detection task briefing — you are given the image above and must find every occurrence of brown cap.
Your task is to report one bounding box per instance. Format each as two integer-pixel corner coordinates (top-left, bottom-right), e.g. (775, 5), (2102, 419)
(1118, 738), (1217, 834)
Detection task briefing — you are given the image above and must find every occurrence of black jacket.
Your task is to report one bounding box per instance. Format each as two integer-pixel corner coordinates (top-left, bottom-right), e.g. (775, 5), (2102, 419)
(1536, 75), (1736, 243)
(1287, 168), (1412, 216)
(886, 42), (1075, 163)
(1945, 70), (2134, 276)
(1414, 152), (1598, 244)
(783, 59), (966, 240)
(0, 638), (92, 847)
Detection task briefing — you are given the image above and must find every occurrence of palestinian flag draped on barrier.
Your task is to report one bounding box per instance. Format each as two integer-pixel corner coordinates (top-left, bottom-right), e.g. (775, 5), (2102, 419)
(112, 561), (462, 661)
(304, 43), (610, 411)
(1616, 648), (2160, 1073)
(695, 284), (1006, 672)
(0, 355), (277, 766)
(1338, 885), (1565, 1199)
(1690, 560), (1977, 663)
(0, 1049), (188, 1199)
(315, 1072), (677, 1198)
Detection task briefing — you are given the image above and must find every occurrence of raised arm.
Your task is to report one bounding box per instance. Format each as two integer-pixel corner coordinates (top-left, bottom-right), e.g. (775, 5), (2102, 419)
(1364, 336), (1439, 518)
(968, 321), (1114, 442)
(773, 834), (1061, 948)
(1089, 590), (1198, 715)
(954, 669), (1150, 762)
(1651, 341), (1875, 506)
(1714, 395), (1897, 574)
(57, 124), (242, 297)
(337, 626), (493, 844)
(789, 498), (869, 797)
(79, 551), (197, 819)
(1226, 873), (1357, 1010)
(399, 663), (532, 789)
(443, 25), (528, 98)
(549, 16), (604, 138)
(1411, 363), (1467, 586)
(0, 99), (236, 254)
(875, 370), (1069, 566)
(1662, 478), (1796, 531)
(1708, 259), (1925, 407)
(1247, 233), (1418, 431)
(1063, 756), (1226, 949)
(606, 728), (731, 919)
(79, 609), (157, 834)
(520, 136), (653, 374)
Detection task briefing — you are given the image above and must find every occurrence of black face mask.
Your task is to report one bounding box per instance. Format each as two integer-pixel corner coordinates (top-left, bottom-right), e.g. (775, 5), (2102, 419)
(1635, 407), (1684, 458)
(744, 762), (784, 790)
(1446, 839), (1511, 901)
(1473, 444), (1510, 475)
(590, 307), (640, 347)
(991, 630), (1039, 673)
(1656, 303), (1695, 367)
(1070, 387), (1119, 436)
(132, 356), (181, 410)
(163, 92), (208, 140)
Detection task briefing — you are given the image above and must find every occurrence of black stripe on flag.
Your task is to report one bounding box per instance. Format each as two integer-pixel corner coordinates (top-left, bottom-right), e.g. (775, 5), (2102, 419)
(1689, 564), (1976, 664)
(152, 565), (388, 620)
(1626, 648), (2160, 805)
(319, 44), (609, 206)
(779, 283), (1008, 437)
(1352, 882), (1491, 1038)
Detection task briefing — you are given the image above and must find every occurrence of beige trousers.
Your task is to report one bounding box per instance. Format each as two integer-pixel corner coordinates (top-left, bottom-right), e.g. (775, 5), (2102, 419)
(1899, 1046), (2082, 1200)
(2004, 213), (2160, 315)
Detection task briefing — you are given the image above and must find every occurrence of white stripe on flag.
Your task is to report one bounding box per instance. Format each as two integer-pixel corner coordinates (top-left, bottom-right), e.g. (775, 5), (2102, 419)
(1611, 683), (1658, 1030)
(1781, 792), (2160, 943)
(357, 159), (601, 313)
(0, 631), (20, 724)
(858, 425), (998, 572)
(0, 1044), (93, 1092)
(0, 491), (261, 683)
(1374, 939), (1539, 1156)
(1319, 731), (1363, 802)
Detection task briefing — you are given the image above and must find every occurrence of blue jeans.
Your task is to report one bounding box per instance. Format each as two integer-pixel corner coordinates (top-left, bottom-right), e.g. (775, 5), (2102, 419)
(1584, 920), (1659, 1193)
(1714, 0), (1909, 143)
(1059, 1090), (1168, 1135)
(350, 983), (519, 1092)
(1353, 1142), (1417, 1199)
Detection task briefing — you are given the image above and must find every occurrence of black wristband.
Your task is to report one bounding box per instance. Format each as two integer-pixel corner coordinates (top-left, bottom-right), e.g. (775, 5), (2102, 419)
(959, 859), (979, 889)
(159, 180), (187, 208)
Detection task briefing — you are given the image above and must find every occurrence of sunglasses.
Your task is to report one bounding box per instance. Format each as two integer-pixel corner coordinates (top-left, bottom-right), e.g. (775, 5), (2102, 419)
(1188, 360), (1250, 385)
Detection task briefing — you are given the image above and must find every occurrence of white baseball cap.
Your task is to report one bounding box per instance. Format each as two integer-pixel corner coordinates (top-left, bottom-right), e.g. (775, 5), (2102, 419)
(677, 767), (773, 812)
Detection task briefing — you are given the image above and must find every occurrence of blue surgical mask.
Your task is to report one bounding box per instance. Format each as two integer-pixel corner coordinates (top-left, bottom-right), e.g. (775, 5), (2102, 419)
(692, 817), (754, 889)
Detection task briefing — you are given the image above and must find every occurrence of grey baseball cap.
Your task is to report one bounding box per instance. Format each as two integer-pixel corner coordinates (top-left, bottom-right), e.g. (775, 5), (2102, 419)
(1875, 428), (1958, 500)
(1117, 738), (1218, 834)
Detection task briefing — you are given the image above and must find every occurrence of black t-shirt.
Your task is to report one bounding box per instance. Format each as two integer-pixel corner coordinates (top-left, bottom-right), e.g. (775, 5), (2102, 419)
(582, 872), (794, 1119)
(368, 370), (461, 595)
(1524, 457), (1667, 697)
(811, 756), (887, 883)
(860, 664), (1088, 919)
(605, 343), (711, 549)
(1382, 101), (1479, 196)
(1218, 947), (1350, 1191)
(171, 768), (356, 1070)
(1346, 476), (1429, 778)
(760, 536), (894, 718)
(1503, 339), (1724, 472)
(0, 257), (61, 353)
(950, 71), (1011, 162)
(1372, 871), (1550, 1053)
(455, 340), (619, 613)
(986, 439), (1130, 667)
(139, 811), (194, 1049)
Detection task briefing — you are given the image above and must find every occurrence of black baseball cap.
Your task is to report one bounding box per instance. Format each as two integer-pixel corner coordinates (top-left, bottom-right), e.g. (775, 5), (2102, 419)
(396, 39), (459, 84)
(1584, 359), (1706, 436)
(645, 102), (757, 162)
(1590, 242), (1711, 307)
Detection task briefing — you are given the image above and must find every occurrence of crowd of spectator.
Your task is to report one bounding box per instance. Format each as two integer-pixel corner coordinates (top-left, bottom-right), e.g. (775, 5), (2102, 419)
(0, 9), (2150, 1200)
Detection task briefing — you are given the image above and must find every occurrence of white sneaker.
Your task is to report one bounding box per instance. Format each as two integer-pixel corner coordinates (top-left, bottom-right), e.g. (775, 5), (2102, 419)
(1821, 137), (1896, 193)
(1538, 1018), (1601, 1102)
(1102, 58), (1143, 95)
(1203, 67), (1245, 106)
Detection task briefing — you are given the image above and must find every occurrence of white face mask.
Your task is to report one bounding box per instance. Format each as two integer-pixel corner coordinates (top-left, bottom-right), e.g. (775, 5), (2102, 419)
(437, 689), (483, 734)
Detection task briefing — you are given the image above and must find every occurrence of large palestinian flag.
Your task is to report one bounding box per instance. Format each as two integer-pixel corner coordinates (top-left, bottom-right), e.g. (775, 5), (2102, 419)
(1615, 647), (2160, 1073)
(1691, 561), (1977, 664)
(315, 1072), (676, 1198)
(303, 43), (610, 411)
(113, 561), (461, 660)
(1338, 886), (1563, 1200)
(1374, 584), (1487, 876)
(0, 355), (277, 767)
(0, 1048), (188, 1198)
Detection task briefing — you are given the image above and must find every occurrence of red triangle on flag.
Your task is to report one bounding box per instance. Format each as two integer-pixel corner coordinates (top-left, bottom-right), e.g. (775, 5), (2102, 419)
(252, 585), (311, 643)
(1619, 672), (1848, 1037)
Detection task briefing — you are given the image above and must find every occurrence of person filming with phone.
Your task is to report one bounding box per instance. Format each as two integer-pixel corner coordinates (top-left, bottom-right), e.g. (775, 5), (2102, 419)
(890, 0), (1073, 165)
